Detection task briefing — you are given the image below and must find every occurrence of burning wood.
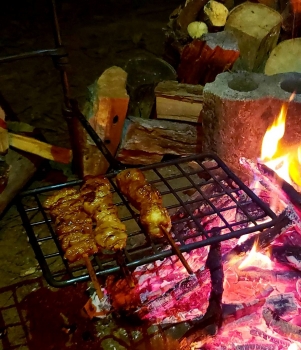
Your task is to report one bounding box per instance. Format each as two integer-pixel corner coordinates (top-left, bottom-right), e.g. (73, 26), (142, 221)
(263, 308), (301, 342)
(223, 211), (291, 263)
(179, 241), (224, 349)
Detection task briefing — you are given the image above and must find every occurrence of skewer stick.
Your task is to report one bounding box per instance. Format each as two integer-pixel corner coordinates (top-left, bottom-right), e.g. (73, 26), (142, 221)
(160, 225), (194, 275)
(116, 251), (136, 288)
(83, 254), (104, 300)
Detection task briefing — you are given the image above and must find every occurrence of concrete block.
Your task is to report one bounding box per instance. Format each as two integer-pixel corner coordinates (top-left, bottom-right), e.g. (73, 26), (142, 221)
(202, 71), (301, 178)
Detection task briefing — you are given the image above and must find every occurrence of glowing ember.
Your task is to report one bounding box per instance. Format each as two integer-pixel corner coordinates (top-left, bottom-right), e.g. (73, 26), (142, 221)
(260, 94), (301, 188)
(238, 242), (272, 270)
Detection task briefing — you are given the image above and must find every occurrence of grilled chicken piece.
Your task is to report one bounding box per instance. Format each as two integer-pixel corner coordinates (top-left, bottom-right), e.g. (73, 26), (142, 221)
(45, 188), (96, 261)
(60, 232), (93, 251)
(140, 204), (171, 238)
(64, 238), (98, 263)
(44, 187), (78, 209)
(80, 176), (127, 250)
(116, 168), (171, 238)
(51, 198), (83, 223)
(55, 211), (92, 227)
(56, 221), (93, 237)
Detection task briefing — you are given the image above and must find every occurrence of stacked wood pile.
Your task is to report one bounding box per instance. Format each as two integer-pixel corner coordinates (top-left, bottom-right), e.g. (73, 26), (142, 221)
(164, 0), (301, 77)
(79, 0), (301, 174)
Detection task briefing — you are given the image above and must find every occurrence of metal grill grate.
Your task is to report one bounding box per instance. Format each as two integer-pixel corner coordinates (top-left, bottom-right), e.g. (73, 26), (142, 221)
(17, 153), (278, 287)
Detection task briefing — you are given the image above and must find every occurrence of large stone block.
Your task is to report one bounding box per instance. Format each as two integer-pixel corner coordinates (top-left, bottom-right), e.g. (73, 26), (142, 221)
(202, 71), (301, 178)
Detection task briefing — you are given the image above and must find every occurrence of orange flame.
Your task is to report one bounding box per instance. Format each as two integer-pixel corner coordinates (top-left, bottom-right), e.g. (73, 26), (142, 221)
(238, 242), (272, 270)
(260, 94), (301, 188)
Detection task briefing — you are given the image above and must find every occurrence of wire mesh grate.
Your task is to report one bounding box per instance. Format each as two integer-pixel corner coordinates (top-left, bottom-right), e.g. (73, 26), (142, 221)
(17, 153), (278, 287)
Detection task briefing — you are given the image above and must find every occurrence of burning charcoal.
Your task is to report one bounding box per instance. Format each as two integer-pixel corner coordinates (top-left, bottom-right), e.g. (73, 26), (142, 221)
(179, 241), (224, 349)
(222, 211), (291, 263)
(266, 293), (298, 317)
(136, 269), (211, 323)
(271, 245), (301, 271)
(250, 327), (291, 348)
(222, 299), (266, 325)
(263, 307), (301, 342)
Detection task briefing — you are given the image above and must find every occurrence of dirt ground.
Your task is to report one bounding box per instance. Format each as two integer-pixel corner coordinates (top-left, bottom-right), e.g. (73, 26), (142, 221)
(0, 0), (184, 348)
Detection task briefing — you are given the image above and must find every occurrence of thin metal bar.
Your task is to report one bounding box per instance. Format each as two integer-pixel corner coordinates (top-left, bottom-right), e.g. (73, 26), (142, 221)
(71, 101), (125, 170)
(153, 167), (209, 238)
(197, 160), (260, 226)
(0, 48), (66, 63)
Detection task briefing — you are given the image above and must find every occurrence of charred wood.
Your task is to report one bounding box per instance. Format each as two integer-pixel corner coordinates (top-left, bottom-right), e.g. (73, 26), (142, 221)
(179, 241), (223, 349)
(263, 307), (301, 342)
(223, 211), (291, 263)
(271, 245), (301, 271)
(257, 162), (301, 209)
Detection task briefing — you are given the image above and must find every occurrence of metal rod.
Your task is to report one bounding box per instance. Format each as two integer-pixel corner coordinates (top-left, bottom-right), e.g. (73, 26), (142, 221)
(70, 99), (125, 170)
(0, 48), (65, 63)
(160, 225), (194, 275)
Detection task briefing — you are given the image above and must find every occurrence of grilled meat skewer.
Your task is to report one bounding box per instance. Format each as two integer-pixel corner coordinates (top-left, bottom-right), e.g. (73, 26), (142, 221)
(80, 176), (127, 251)
(45, 188), (97, 262)
(116, 168), (171, 238)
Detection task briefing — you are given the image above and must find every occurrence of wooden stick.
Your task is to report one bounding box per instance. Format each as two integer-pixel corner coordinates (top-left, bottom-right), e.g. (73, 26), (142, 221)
(83, 254), (104, 301)
(8, 132), (72, 164)
(160, 225), (194, 275)
(116, 251), (136, 288)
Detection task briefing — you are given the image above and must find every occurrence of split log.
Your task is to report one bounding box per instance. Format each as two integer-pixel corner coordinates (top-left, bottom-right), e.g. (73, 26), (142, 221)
(8, 133), (72, 164)
(177, 31), (239, 85)
(265, 39), (301, 75)
(225, 2), (282, 72)
(80, 66), (129, 176)
(203, 0), (229, 27)
(116, 116), (202, 165)
(155, 80), (204, 123)
(0, 107), (9, 155)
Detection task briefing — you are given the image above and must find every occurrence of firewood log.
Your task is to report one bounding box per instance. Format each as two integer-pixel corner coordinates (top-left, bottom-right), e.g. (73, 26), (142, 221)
(265, 38), (301, 75)
(155, 80), (203, 123)
(225, 2), (282, 72)
(203, 0), (229, 27)
(79, 66), (129, 176)
(116, 116), (202, 165)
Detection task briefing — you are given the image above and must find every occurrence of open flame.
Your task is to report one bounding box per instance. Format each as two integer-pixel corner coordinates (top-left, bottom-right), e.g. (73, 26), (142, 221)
(238, 241), (272, 270)
(260, 94), (301, 188)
